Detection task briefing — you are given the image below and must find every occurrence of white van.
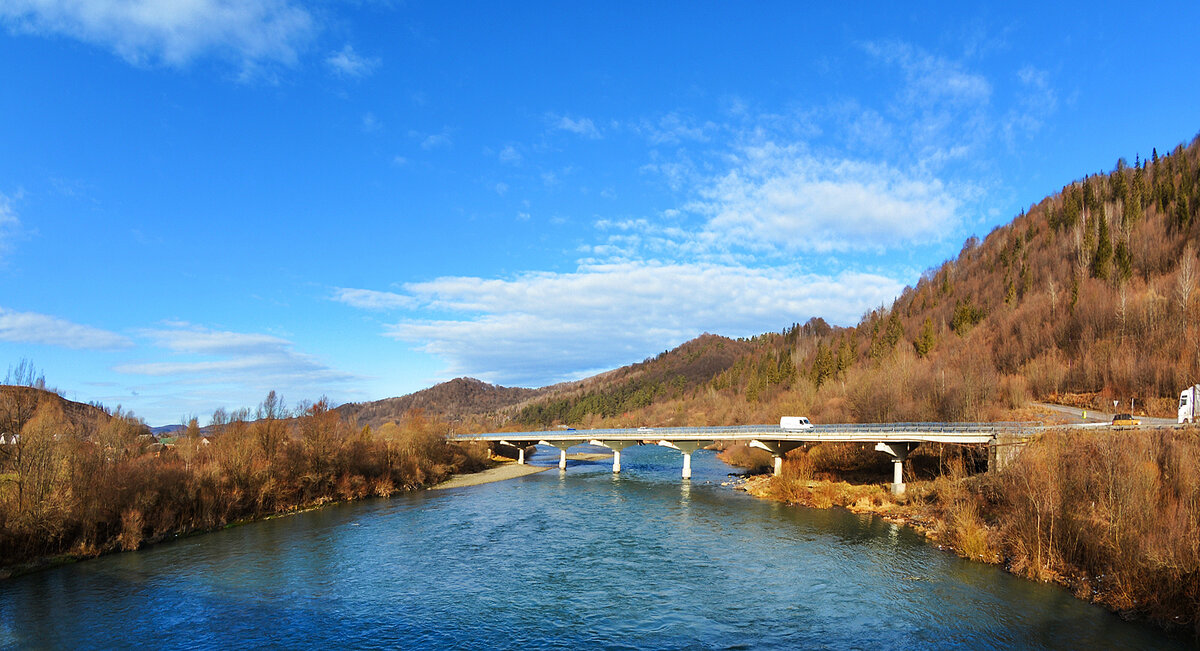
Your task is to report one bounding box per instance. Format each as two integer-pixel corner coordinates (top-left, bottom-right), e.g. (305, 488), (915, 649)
(780, 416), (813, 431)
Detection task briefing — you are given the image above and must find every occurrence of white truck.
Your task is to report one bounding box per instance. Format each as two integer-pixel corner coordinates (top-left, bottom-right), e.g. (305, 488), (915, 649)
(1179, 385), (1200, 423)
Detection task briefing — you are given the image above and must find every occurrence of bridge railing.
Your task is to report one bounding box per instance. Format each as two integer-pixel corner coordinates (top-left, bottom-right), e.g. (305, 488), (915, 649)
(448, 422), (1041, 441)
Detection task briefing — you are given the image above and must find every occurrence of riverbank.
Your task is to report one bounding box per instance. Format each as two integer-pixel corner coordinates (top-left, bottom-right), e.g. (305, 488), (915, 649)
(433, 452), (615, 490)
(733, 429), (1200, 638)
(431, 461), (551, 489)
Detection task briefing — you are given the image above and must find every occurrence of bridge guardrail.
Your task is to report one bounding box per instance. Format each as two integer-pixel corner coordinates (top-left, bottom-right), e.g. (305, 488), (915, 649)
(448, 422), (1041, 441)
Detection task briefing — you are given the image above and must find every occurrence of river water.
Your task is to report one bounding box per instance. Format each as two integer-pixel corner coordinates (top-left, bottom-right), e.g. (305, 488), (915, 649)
(0, 445), (1189, 650)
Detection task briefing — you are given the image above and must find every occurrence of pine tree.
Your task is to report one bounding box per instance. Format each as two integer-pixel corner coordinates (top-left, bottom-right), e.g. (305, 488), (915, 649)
(913, 317), (937, 358)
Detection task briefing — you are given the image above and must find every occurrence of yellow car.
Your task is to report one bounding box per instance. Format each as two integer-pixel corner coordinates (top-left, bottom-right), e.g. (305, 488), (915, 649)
(1111, 413), (1141, 426)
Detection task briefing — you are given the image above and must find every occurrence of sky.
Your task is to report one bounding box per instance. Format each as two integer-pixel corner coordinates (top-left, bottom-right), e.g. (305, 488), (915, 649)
(1, 1), (1198, 425)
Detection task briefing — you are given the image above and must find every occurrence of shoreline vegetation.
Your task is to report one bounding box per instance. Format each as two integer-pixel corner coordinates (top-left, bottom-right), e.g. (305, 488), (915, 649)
(0, 388), (493, 579)
(718, 429), (1200, 637)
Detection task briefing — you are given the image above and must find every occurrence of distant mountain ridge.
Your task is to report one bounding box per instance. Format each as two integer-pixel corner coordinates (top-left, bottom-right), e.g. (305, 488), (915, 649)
(333, 333), (754, 429)
(335, 377), (544, 428)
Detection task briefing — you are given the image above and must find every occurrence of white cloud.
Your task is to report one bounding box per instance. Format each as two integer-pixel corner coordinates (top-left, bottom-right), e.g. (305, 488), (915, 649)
(332, 287), (414, 310)
(116, 323), (354, 385)
(325, 44), (378, 78)
(0, 0), (315, 75)
(138, 326), (290, 355)
(688, 142), (961, 253)
(0, 307), (131, 349)
(550, 114), (601, 139)
(381, 263), (903, 386)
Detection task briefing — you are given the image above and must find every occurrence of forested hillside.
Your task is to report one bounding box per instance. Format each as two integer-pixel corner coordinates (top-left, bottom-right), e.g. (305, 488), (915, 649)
(507, 135), (1200, 428)
(336, 377), (544, 429)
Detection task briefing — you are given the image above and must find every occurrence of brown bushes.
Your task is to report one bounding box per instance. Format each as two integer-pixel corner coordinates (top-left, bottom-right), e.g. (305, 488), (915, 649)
(995, 429), (1200, 630)
(0, 394), (489, 570)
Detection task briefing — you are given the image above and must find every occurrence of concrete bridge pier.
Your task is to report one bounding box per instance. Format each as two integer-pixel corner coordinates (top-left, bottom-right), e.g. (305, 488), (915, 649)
(497, 440), (533, 465)
(875, 442), (914, 495)
(541, 440), (574, 470)
(659, 440), (714, 480)
(594, 440), (639, 473)
(750, 440), (806, 476)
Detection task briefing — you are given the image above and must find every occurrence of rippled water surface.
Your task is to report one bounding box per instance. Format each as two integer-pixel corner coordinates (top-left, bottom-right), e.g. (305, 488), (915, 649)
(0, 445), (1188, 650)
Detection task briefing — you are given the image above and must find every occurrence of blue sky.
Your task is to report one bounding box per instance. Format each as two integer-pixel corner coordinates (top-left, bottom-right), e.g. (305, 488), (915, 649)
(1, 1), (1198, 425)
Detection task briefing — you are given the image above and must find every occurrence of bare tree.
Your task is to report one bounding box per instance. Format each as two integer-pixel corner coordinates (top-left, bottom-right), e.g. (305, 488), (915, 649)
(1074, 221), (1092, 279)
(1177, 244), (1197, 324)
(254, 391), (288, 465)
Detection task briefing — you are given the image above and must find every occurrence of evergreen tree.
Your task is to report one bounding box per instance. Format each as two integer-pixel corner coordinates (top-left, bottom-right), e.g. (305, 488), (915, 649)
(913, 317), (937, 358)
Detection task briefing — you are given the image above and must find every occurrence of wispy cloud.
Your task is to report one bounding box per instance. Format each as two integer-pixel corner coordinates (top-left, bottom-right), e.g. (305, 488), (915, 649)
(0, 193), (20, 261)
(325, 44), (378, 78)
(864, 40), (991, 107)
(332, 287), (414, 310)
(413, 128), (452, 150)
(498, 145), (522, 165)
(381, 262), (902, 385)
(0, 307), (132, 349)
(861, 40), (992, 168)
(550, 113), (601, 139)
(0, 0), (316, 76)
(637, 112), (716, 145)
(116, 323), (355, 386)
(1003, 65), (1057, 145)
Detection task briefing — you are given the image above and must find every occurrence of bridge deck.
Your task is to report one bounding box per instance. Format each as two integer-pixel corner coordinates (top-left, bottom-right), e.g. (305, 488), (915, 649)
(450, 422), (1037, 446)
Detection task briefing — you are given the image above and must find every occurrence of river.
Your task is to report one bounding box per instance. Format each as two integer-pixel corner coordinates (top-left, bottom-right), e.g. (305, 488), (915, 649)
(0, 445), (1189, 650)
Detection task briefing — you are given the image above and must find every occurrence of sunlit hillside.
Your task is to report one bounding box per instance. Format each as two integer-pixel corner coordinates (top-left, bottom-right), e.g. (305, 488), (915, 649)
(488, 135), (1200, 428)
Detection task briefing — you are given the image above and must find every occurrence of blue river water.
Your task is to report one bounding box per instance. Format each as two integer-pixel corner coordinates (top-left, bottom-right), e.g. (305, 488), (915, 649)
(0, 444), (1190, 650)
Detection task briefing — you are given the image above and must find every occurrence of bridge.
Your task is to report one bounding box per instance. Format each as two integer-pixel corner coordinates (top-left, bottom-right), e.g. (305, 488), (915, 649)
(450, 422), (1038, 494)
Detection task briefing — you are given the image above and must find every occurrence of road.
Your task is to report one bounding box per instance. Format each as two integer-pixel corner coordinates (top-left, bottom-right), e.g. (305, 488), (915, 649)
(1034, 402), (1177, 426)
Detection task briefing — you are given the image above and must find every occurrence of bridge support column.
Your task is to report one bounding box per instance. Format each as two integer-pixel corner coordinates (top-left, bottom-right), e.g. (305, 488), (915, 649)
(541, 440), (574, 471)
(658, 440), (713, 480)
(594, 440), (639, 473)
(875, 442), (914, 495)
(498, 440), (533, 465)
(750, 440), (805, 476)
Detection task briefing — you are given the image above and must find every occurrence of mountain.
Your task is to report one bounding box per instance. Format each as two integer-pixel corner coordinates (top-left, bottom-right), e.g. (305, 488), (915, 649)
(512, 333), (758, 427)
(336, 333), (757, 430)
(335, 377), (545, 429)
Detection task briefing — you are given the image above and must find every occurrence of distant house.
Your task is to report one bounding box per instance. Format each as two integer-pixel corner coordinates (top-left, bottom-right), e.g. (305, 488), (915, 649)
(0, 433), (16, 445)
